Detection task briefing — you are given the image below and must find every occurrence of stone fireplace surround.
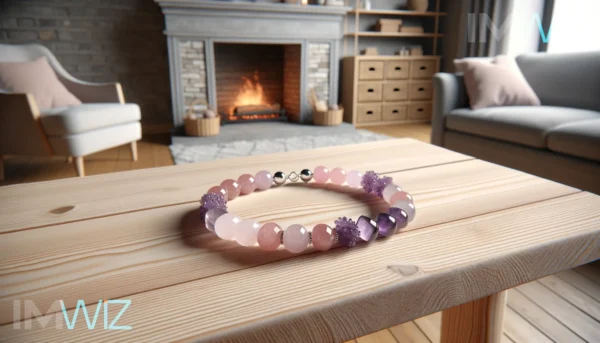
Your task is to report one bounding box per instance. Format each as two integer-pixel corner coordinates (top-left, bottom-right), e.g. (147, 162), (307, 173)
(155, 0), (349, 128)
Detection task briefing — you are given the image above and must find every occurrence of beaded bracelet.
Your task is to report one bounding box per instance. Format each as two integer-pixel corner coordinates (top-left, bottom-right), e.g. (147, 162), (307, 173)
(199, 167), (416, 253)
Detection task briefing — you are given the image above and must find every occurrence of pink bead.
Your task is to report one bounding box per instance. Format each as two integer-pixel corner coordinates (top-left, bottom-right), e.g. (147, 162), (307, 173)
(312, 224), (336, 251)
(346, 170), (363, 188)
(390, 191), (413, 205)
(313, 166), (330, 183)
(220, 179), (241, 200)
(255, 170), (273, 190)
(257, 222), (283, 251)
(283, 224), (310, 253)
(237, 174), (256, 195)
(330, 168), (347, 185)
(208, 185), (228, 199)
(383, 184), (402, 203)
(214, 213), (241, 240)
(235, 219), (260, 247)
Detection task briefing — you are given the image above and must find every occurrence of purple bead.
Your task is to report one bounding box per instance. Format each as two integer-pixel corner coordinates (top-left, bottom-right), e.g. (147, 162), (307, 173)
(356, 215), (378, 243)
(361, 170), (379, 194)
(376, 213), (397, 237)
(375, 176), (393, 197)
(389, 207), (408, 230)
(335, 217), (360, 247)
(199, 192), (227, 219)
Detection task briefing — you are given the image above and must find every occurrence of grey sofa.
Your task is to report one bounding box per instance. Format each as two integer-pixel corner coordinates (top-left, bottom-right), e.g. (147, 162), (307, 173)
(431, 51), (600, 194)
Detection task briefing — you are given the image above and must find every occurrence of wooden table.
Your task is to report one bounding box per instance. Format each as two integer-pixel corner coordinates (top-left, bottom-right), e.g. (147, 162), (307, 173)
(1, 139), (598, 343)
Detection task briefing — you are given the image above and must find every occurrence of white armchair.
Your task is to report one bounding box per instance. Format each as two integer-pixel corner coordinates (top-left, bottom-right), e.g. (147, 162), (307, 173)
(0, 44), (142, 178)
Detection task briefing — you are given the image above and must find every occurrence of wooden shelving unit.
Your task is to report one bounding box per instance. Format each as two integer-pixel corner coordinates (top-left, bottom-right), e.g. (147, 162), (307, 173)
(348, 9), (446, 16)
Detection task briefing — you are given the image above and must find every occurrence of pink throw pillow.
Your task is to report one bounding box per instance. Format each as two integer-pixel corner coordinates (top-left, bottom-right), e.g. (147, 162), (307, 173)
(0, 57), (81, 110)
(454, 55), (541, 110)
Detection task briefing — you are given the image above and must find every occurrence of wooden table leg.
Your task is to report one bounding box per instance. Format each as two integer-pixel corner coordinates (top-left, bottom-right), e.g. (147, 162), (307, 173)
(441, 290), (508, 343)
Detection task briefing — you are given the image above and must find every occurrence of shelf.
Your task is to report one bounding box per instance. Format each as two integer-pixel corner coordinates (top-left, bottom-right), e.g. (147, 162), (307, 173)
(345, 32), (443, 38)
(348, 9), (446, 16)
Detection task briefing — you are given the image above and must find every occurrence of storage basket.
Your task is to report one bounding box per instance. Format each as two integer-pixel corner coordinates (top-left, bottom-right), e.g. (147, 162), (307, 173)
(184, 99), (220, 137)
(313, 107), (343, 126)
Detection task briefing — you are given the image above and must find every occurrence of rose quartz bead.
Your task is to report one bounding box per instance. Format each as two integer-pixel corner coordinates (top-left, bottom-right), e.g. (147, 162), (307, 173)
(205, 208), (227, 232)
(383, 184), (402, 203)
(214, 213), (241, 240)
(237, 174), (256, 195)
(390, 191), (413, 205)
(208, 185), (228, 200)
(255, 170), (273, 190)
(330, 168), (347, 185)
(220, 179), (241, 200)
(283, 224), (310, 253)
(312, 224), (336, 251)
(313, 166), (330, 183)
(235, 219), (260, 247)
(346, 170), (363, 188)
(257, 222), (283, 251)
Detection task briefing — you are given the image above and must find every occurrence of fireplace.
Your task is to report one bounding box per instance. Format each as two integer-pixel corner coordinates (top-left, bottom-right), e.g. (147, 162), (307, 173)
(155, 0), (349, 129)
(214, 43), (301, 123)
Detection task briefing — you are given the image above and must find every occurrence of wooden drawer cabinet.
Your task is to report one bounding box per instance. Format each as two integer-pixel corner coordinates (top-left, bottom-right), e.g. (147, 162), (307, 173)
(358, 61), (384, 80)
(357, 82), (382, 102)
(382, 103), (407, 121)
(408, 103), (432, 120)
(410, 60), (436, 79)
(342, 56), (439, 126)
(409, 82), (433, 100)
(384, 61), (410, 79)
(357, 104), (382, 123)
(383, 82), (408, 101)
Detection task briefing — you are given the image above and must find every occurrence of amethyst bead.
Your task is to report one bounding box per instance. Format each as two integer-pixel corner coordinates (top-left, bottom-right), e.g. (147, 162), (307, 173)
(376, 213), (397, 237)
(199, 192), (227, 220)
(335, 217), (360, 247)
(356, 216), (378, 243)
(389, 207), (408, 230)
(361, 171), (379, 194)
(375, 176), (393, 197)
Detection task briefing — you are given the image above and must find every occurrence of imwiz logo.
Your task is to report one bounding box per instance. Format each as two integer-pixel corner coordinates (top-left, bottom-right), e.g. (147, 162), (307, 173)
(468, 12), (551, 44)
(13, 299), (132, 330)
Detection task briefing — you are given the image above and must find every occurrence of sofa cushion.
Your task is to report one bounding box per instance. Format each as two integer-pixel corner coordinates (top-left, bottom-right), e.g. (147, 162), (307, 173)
(446, 106), (600, 148)
(0, 57), (81, 110)
(41, 103), (141, 136)
(546, 119), (600, 162)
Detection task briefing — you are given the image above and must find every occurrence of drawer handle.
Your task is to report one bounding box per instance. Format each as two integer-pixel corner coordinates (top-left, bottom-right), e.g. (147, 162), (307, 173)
(420, 66), (427, 70)
(418, 87), (425, 91)
(366, 111), (373, 115)
(394, 66), (402, 70)
(393, 88), (400, 92)
(417, 108), (424, 112)
(367, 89), (374, 93)
(392, 110), (399, 114)
(369, 67), (376, 71)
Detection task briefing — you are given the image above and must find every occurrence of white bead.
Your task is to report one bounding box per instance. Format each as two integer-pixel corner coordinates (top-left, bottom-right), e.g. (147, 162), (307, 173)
(235, 219), (261, 247)
(383, 184), (402, 203)
(392, 200), (416, 222)
(214, 213), (241, 240)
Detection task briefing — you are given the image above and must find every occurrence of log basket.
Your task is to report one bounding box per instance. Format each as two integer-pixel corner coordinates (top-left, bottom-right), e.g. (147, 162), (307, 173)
(184, 99), (220, 137)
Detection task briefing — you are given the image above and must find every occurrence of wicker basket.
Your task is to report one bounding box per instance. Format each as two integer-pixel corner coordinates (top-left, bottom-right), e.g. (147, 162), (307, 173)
(313, 107), (343, 126)
(184, 99), (220, 137)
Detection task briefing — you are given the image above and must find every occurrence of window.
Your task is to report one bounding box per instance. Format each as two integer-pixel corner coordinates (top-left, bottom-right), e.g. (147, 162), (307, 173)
(547, 0), (600, 53)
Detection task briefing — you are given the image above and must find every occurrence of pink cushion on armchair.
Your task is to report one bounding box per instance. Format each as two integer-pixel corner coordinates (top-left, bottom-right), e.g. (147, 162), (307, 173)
(0, 57), (81, 110)
(454, 55), (541, 110)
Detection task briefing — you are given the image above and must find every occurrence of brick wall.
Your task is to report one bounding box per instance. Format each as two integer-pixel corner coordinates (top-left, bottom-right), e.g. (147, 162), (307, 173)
(0, 0), (171, 127)
(283, 45), (301, 123)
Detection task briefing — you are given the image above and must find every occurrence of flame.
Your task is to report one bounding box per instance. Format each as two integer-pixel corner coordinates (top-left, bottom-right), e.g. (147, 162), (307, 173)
(230, 71), (266, 114)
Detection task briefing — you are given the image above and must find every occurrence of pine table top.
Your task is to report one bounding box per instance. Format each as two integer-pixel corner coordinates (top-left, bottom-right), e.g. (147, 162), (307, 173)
(1, 139), (598, 342)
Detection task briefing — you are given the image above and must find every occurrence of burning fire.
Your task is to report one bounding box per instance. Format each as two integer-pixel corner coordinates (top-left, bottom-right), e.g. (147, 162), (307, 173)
(230, 71), (266, 115)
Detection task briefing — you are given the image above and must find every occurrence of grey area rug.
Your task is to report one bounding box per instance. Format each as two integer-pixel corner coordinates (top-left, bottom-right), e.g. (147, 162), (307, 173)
(169, 123), (391, 165)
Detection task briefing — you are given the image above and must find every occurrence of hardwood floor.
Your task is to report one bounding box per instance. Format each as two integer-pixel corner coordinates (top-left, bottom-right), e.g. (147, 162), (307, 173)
(1, 123), (598, 342)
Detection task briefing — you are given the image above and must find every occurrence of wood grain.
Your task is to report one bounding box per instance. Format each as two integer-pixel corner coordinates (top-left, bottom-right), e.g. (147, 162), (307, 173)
(556, 268), (600, 302)
(502, 307), (552, 343)
(0, 139), (472, 233)
(440, 291), (506, 343)
(389, 321), (430, 342)
(0, 158), (579, 324)
(1, 192), (598, 342)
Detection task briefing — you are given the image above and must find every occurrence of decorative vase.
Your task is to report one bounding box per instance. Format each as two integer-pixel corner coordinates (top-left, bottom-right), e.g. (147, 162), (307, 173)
(409, 0), (428, 12)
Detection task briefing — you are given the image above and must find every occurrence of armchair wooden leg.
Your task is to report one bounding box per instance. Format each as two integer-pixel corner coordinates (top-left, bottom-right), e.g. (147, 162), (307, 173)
(74, 156), (85, 177)
(130, 141), (138, 161)
(67, 156), (73, 163)
(0, 155), (4, 181)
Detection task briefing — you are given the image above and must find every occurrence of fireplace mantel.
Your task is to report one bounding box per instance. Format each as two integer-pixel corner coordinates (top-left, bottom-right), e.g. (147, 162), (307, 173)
(155, 0), (350, 128)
